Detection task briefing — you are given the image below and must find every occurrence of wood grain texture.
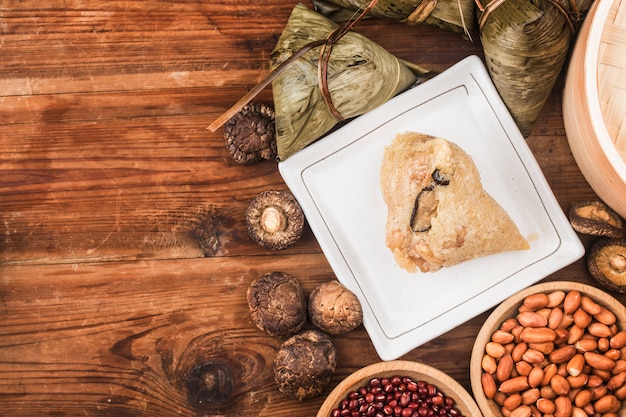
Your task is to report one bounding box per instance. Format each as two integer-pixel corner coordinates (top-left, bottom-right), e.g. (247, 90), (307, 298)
(1, 1), (624, 416)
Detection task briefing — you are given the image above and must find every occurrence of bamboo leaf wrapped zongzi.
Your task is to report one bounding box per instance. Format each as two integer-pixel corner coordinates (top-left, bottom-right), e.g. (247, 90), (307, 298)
(477, 0), (594, 136)
(312, 0), (475, 35)
(270, 3), (426, 160)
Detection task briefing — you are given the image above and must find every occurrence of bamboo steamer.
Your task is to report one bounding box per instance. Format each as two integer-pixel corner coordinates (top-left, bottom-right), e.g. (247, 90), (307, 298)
(563, 0), (626, 218)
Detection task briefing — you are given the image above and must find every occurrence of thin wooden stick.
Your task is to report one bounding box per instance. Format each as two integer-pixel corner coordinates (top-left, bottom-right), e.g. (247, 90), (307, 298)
(207, 38), (326, 132)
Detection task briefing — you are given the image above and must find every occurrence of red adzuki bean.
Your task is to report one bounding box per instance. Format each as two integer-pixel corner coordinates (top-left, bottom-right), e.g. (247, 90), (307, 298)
(329, 376), (464, 417)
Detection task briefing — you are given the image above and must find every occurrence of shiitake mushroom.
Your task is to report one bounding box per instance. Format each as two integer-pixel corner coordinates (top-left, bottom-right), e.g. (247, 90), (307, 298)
(587, 238), (626, 293)
(246, 272), (307, 338)
(224, 103), (277, 165)
(569, 200), (625, 238)
(273, 330), (336, 401)
(245, 190), (304, 250)
(308, 280), (363, 335)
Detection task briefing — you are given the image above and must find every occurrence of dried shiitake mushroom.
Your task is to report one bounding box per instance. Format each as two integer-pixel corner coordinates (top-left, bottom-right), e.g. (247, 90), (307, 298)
(569, 200), (625, 238)
(308, 280), (363, 335)
(587, 238), (626, 293)
(224, 102), (277, 165)
(247, 272), (307, 338)
(245, 190), (304, 250)
(273, 329), (336, 401)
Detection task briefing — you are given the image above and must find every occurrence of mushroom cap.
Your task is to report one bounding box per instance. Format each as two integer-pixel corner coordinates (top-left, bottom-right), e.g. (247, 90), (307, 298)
(247, 272), (307, 338)
(308, 280), (363, 335)
(569, 200), (625, 238)
(587, 238), (626, 293)
(245, 190), (305, 250)
(273, 330), (336, 401)
(224, 102), (277, 165)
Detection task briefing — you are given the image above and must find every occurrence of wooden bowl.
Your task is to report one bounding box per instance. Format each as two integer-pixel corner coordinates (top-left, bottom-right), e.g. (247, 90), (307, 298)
(563, 0), (626, 219)
(470, 281), (626, 417)
(317, 360), (483, 417)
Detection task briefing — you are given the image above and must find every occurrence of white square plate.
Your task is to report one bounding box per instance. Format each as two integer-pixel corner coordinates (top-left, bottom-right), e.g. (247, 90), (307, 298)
(278, 55), (584, 360)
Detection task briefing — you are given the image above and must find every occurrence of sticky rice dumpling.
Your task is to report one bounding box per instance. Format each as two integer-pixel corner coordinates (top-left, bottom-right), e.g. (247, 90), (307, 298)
(270, 3), (423, 161)
(312, 0), (475, 35)
(478, 0), (593, 137)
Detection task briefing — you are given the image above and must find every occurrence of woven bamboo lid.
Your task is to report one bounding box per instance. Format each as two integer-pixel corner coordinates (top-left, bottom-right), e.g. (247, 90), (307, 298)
(597, 0), (626, 156)
(563, 0), (626, 218)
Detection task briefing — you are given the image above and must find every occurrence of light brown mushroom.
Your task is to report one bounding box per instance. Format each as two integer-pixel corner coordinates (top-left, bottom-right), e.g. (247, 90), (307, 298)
(569, 200), (624, 238)
(308, 280), (363, 335)
(587, 238), (626, 293)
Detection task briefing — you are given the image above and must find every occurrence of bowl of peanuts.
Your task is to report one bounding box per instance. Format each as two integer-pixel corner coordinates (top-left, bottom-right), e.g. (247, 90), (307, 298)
(470, 281), (626, 417)
(317, 360), (483, 417)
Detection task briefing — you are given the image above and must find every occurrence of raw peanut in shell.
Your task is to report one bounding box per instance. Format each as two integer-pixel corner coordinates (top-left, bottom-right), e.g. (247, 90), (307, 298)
(566, 353), (585, 376)
(482, 372), (497, 399)
(580, 295), (603, 315)
(496, 353), (514, 382)
(610, 330), (626, 349)
(563, 290), (582, 314)
(554, 395), (573, 417)
(536, 397), (556, 414)
(567, 373), (589, 389)
(521, 387), (540, 405)
(520, 327), (556, 343)
(528, 366), (544, 387)
(499, 376), (530, 393)
(523, 293), (550, 310)
(503, 393), (522, 410)
(588, 322), (613, 338)
(594, 307), (617, 325)
(547, 290), (566, 308)
(518, 311), (548, 327)
(584, 351), (616, 371)
(549, 345), (577, 364)
(574, 389), (593, 408)
(593, 394), (619, 413)
(482, 353), (498, 374)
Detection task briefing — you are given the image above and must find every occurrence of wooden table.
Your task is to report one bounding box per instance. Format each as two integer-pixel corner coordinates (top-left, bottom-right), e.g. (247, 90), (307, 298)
(1, 1), (624, 416)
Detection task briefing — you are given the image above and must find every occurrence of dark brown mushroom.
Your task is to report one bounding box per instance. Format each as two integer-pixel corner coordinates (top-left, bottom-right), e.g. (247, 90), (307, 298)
(587, 238), (626, 293)
(273, 330), (336, 401)
(409, 169), (450, 233)
(569, 200), (625, 238)
(247, 272), (307, 338)
(308, 280), (363, 335)
(224, 102), (277, 165)
(410, 186), (437, 233)
(245, 190), (304, 250)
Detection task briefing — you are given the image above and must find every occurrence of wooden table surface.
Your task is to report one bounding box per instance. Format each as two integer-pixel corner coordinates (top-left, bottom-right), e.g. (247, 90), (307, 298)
(1, 1), (624, 416)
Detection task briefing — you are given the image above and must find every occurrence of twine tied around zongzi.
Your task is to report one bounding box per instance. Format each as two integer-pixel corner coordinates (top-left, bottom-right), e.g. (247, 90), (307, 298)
(474, 0), (582, 33)
(208, 0), (381, 132)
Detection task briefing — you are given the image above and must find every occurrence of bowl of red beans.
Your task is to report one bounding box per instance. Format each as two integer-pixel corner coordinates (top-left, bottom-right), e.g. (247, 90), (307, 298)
(316, 360), (482, 417)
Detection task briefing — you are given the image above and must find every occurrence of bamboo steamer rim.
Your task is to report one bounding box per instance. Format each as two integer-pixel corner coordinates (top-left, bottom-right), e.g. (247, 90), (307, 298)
(584, 0), (626, 182)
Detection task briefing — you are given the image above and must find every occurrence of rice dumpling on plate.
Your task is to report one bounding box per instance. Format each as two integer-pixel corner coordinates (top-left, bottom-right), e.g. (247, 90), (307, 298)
(477, 0), (593, 137)
(312, 0), (475, 35)
(271, 3), (427, 161)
